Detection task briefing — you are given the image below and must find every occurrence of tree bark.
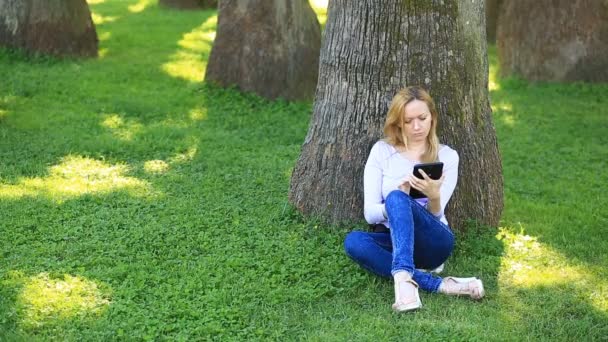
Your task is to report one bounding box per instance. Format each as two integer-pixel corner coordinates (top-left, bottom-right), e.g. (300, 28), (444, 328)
(204, 0), (321, 101)
(485, 0), (502, 43)
(0, 0), (98, 58)
(289, 0), (503, 230)
(498, 0), (608, 82)
(159, 0), (217, 10)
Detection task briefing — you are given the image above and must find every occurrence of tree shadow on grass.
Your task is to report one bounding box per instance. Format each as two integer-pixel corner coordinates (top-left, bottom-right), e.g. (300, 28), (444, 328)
(483, 71), (608, 338)
(253, 222), (607, 340)
(0, 156), (309, 339)
(497, 283), (608, 339)
(279, 277), (608, 340)
(490, 78), (608, 274)
(224, 220), (507, 339)
(0, 0), (216, 182)
(0, 187), (205, 337)
(0, 0), (306, 192)
(0, 1), (317, 338)
(487, 44), (608, 276)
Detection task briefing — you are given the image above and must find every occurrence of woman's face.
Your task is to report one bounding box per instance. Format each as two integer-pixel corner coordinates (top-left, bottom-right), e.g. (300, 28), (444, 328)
(402, 99), (432, 144)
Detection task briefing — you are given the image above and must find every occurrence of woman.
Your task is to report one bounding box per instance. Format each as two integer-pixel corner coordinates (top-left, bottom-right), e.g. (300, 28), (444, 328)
(344, 86), (485, 313)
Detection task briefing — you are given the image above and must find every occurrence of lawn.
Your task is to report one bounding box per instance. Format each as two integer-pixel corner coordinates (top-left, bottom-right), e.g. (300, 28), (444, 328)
(1, 0), (606, 340)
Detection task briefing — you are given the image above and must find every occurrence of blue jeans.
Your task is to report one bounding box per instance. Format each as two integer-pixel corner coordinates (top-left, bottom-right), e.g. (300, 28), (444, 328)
(344, 190), (455, 292)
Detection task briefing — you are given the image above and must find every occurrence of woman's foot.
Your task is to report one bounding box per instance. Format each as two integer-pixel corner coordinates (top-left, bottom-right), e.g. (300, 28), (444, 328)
(392, 271), (422, 313)
(439, 277), (485, 300)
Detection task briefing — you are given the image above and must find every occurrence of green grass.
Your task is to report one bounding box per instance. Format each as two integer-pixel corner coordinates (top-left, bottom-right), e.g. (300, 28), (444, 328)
(1, 1), (607, 340)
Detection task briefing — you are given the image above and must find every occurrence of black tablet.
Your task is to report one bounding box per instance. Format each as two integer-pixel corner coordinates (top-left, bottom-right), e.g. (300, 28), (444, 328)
(409, 162), (444, 199)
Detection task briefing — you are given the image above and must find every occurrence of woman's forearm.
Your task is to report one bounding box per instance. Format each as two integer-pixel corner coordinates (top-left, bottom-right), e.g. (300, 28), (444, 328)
(427, 195), (442, 216)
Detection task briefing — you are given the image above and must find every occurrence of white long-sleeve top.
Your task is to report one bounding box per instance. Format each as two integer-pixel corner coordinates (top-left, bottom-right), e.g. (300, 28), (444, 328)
(363, 140), (459, 227)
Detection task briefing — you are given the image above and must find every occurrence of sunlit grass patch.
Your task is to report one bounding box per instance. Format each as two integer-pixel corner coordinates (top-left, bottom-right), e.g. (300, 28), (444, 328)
(488, 45), (500, 91)
(495, 102), (512, 112)
(91, 12), (119, 25)
(98, 48), (109, 58)
(590, 285), (608, 313)
(139, 140), (199, 174)
(162, 51), (207, 82)
(310, 0), (328, 27)
(498, 229), (589, 288)
(128, 0), (154, 13)
(489, 68), (500, 91)
(178, 16), (217, 52)
(16, 272), (110, 328)
(497, 228), (607, 314)
(168, 145), (198, 164)
(201, 14), (218, 30)
(0, 155), (152, 201)
(98, 31), (112, 42)
(189, 107), (207, 121)
(0, 95), (15, 119)
(101, 113), (144, 141)
(499, 114), (516, 127)
(162, 18), (216, 82)
(491, 101), (516, 126)
(144, 159), (169, 174)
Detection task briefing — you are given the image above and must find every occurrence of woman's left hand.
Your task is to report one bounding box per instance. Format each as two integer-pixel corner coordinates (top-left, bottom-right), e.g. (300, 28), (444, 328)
(408, 169), (444, 200)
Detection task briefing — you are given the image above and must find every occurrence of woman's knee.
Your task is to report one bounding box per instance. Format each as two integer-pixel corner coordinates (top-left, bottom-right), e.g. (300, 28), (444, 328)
(419, 233), (455, 266)
(344, 231), (368, 259)
(441, 233), (456, 254)
(385, 190), (412, 208)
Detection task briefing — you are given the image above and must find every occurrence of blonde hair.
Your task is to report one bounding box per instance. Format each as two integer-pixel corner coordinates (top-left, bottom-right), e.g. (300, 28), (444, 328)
(383, 86), (439, 162)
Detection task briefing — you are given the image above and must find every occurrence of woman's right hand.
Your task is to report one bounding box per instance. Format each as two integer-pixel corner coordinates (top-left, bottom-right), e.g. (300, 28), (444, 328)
(398, 179), (411, 194)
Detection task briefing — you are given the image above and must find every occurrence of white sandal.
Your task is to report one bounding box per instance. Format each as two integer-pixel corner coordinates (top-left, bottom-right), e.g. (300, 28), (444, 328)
(392, 277), (422, 313)
(440, 277), (485, 300)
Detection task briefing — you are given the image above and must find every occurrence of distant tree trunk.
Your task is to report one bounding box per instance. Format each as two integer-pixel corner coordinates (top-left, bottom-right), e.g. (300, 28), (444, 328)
(498, 0), (608, 82)
(0, 0), (98, 58)
(159, 0), (217, 10)
(289, 0), (503, 230)
(485, 0), (502, 43)
(205, 0), (321, 101)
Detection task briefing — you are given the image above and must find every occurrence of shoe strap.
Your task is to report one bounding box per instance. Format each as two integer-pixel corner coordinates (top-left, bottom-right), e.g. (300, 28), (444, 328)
(395, 279), (420, 305)
(445, 277), (475, 295)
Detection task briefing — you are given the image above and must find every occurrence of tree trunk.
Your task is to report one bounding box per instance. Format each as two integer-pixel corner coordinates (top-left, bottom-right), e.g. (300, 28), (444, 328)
(0, 0), (98, 58)
(485, 0), (502, 43)
(498, 0), (608, 82)
(159, 0), (217, 10)
(204, 0), (321, 101)
(289, 0), (503, 230)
